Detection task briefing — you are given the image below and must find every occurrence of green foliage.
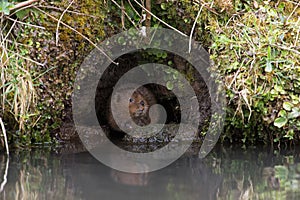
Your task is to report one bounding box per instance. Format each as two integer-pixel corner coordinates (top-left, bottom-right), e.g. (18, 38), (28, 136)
(0, 0), (14, 15)
(209, 0), (300, 143)
(106, 0), (300, 144)
(1, 0), (299, 146)
(0, 0), (106, 147)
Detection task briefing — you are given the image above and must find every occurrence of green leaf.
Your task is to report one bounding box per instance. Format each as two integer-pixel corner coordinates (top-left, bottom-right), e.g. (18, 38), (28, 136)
(278, 110), (287, 117)
(283, 102), (293, 111)
(265, 62), (272, 72)
(274, 117), (287, 128)
(166, 81), (173, 90)
(267, 46), (272, 59)
(288, 107), (300, 119)
(284, 129), (294, 140)
(161, 3), (167, 10)
(117, 36), (126, 45)
(274, 85), (285, 93)
(278, 2), (285, 12)
(161, 52), (167, 59)
(15, 9), (30, 19)
(275, 165), (288, 180)
(218, 35), (232, 44)
(172, 71), (178, 79)
(0, 0), (15, 15)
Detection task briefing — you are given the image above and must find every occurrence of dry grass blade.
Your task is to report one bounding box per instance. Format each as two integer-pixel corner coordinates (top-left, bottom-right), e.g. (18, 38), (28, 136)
(132, 0), (188, 37)
(189, 4), (204, 53)
(0, 117), (9, 155)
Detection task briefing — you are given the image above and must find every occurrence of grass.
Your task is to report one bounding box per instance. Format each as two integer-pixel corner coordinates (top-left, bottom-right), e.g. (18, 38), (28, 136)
(208, 0), (300, 143)
(0, 15), (38, 147)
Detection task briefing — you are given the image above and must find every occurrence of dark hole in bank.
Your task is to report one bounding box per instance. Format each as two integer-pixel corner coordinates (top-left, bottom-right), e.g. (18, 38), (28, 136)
(95, 49), (211, 152)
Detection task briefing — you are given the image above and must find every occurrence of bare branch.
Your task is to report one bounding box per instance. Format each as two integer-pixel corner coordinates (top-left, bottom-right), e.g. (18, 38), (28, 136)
(6, 49), (45, 66)
(0, 19), (17, 47)
(5, 16), (45, 29)
(111, 0), (138, 30)
(145, 0), (151, 28)
(128, 0), (141, 17)
(10, 0), (39, 11)
(132, 0), (187, 37)
(56, 0), (74, 45)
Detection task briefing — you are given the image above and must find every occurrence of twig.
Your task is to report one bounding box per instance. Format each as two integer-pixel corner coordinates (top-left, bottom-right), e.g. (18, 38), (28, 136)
(5, 16), (45, 29)
(145, 0), (151, 28)
(0, 117), (9, 155)
(111, 0), (138, 30)
(56, 0), (74, 46)
(148, 22), (160, 44)
(0, 18), (17, 47)
(6, 49), (45, 66)
(192, 0), (220, 16)
(132, 0), (188, 37)
(121, 0), (126, 30)
(10, 0), (39, 11)
(189, 4), (204, 53)
(34, 6), (118, 65)
(270, 44), (300, 55)
(282, 0), (300, 5)
(294, 17), (300, 47)
(4, 39), (34, 48)
(128, 0), (141, 17)
(32, 65), (58, 81)
(286, 0), (300, 21)
(9, 2), (38, 17)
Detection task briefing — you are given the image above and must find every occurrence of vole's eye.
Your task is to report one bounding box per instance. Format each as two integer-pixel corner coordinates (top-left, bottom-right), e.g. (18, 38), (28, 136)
(129, 98), (133, 103)
(140, 100), (145, 106)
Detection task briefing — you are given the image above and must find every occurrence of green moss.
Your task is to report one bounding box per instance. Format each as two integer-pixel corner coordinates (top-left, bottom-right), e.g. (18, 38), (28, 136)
(0, 0), (106, 146)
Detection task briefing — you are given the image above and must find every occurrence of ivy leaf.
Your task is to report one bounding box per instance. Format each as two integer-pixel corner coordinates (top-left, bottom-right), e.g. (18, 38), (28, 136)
(161, 52), (167, 59)
(274, 165), (288, 179)
(278, 110), (287, 117)
(274, 117), (287, 128)
(117, 36), (126, 45)
(288, 107), (300, 119)
(166, 81), (173, 90)
(283, 102), (293, 111)
(274, 85), (286, 94)
(284, 129), (294, 140)
(0, 0), (15, 15)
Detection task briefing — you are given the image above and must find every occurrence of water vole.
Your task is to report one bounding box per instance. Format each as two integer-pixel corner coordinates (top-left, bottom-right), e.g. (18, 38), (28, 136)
(108, 85), (157, 132)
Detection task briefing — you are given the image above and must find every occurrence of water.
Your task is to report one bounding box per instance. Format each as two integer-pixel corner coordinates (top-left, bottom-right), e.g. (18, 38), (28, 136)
(0, 144), (299, 200)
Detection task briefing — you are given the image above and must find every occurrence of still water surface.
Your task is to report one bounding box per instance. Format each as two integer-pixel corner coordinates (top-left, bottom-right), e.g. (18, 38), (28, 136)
(0, 144), (299, 200)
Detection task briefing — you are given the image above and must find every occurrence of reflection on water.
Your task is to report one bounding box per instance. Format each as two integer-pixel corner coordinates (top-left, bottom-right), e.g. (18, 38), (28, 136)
(0, 144), (300, 200)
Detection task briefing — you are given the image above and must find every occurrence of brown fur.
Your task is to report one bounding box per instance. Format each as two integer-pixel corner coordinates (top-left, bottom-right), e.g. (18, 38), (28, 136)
(108, 86), (157, 132)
